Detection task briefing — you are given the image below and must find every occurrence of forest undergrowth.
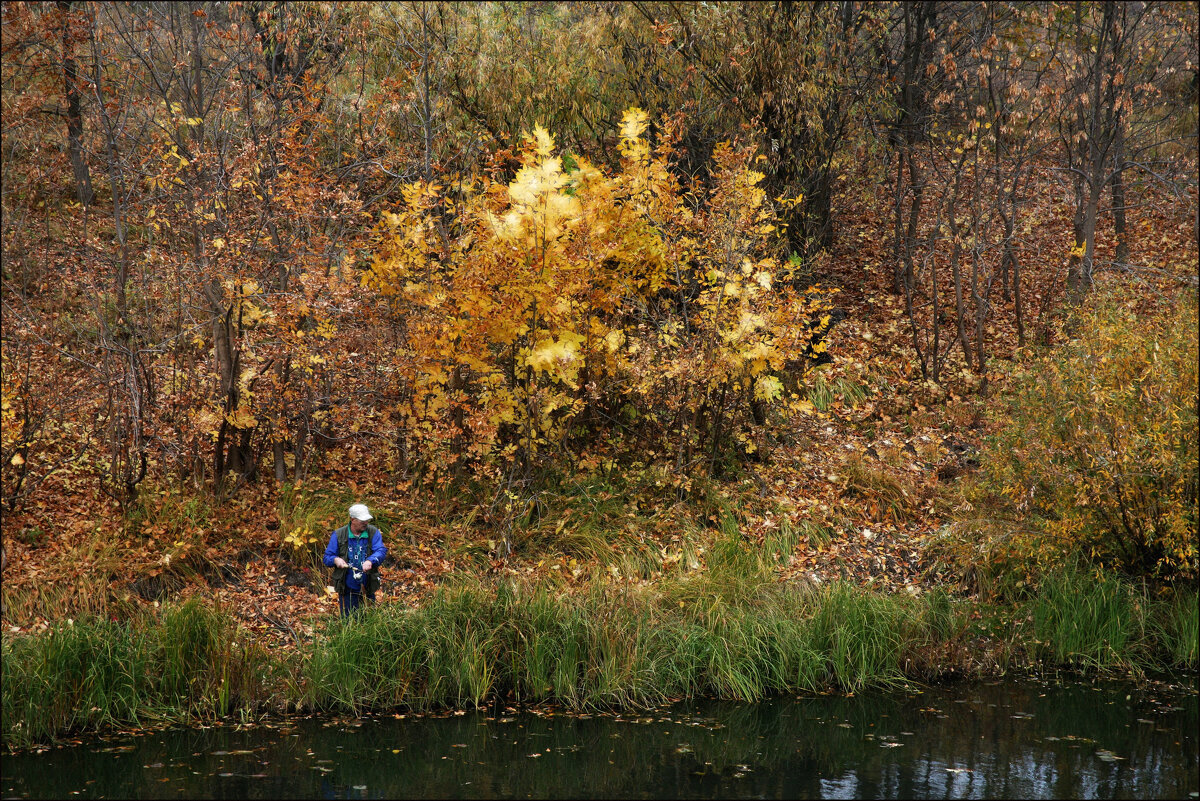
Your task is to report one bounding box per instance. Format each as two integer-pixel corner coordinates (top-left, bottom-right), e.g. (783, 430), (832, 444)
(6, 150), (1194, 636)
(3, 155), (1197, 751)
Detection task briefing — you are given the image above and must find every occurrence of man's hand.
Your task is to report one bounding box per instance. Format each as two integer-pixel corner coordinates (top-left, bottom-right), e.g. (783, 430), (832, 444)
(334, 557), (349, 569)
(362, 560), (373, 572)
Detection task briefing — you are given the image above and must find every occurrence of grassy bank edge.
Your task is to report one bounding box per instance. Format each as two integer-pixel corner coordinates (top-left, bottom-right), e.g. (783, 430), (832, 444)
(3, 570), (1196, 752)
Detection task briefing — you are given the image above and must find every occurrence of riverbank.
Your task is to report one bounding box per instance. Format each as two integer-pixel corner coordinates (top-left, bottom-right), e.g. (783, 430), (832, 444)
(3, 248), (1194, 755)
(4, 555), (1195, 752)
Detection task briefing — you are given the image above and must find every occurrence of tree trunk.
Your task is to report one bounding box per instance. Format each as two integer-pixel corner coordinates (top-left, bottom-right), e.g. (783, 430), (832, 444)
(891, 151), (907, 294)
(1068, 166), (1103, 305)
(1065, 173), (1090, 304)
(1111, 117), (1129, 265)
(274, 439), (287, 483)
(946, 170), (972, 369)
(420, 3), (434, 181)
(949, 237), (972, 370)
(1013, 241), (1024, 348)
(58, 0), (93, 208)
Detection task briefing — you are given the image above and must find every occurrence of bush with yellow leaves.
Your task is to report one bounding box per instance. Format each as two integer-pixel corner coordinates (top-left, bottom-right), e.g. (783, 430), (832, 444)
(365, 109), (835, 483)
(957, 290), (1198, 584)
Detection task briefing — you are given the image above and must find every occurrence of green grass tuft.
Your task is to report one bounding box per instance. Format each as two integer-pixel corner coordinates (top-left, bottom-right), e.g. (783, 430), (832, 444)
(1150, 585), (1199, 667)
(1, 599), (277, 749)
(1027, 567), (1146, 671)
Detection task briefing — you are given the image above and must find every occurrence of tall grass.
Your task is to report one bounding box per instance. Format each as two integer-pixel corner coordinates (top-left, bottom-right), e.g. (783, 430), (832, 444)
(506, 471), (712, 581)
(1, 600), (278, 749)
(304, 566), (935, 715)
(304, 557), (1197, 720)
(842, 456), (914, 524)
(6, 567), (1195, 749)
(1149, 585), (1199, 667)
(806, 375), (869, 412)
(1027, 568), (1147, 671)
(277, 482), (360, 562)
(1022, 566), (1198, 673)
(124, 483), (215, 542)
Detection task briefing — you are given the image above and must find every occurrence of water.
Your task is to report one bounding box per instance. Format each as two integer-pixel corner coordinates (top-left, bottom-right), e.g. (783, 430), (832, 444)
(3, 676), (1196, 799)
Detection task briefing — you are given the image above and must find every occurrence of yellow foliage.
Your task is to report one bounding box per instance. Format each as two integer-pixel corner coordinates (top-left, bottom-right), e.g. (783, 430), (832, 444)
(966, 291), (1198, 581)
(365, 110), (836, 477)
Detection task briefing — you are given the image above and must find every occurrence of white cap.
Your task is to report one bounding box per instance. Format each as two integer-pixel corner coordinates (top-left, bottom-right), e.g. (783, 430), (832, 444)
(348, 503), (373, 521)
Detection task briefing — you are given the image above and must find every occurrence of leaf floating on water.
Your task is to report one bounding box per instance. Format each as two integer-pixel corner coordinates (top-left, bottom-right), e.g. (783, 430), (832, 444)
(837, 723), (853, 728)
(1095, 749), (1125, 762)
(218, 773), (234, 778)
(528, 753), (542, 758)
(311, 766), (334, 773)
(881, 742), (904, 748)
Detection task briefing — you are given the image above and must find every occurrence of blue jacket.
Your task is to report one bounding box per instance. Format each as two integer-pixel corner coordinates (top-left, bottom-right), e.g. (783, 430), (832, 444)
(323, 524), (387, 595)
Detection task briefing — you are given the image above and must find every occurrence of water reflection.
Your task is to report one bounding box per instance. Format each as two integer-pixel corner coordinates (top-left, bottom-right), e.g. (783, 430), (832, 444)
(2, 677), (1195, 799)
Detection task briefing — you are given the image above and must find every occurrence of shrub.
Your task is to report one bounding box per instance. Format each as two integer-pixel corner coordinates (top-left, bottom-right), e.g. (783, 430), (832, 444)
(365, 110), (837, 484)
(960, 290), (1198, 582)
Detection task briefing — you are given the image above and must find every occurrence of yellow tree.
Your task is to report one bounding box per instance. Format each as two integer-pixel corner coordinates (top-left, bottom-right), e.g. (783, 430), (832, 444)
(367, 109), (836, 508)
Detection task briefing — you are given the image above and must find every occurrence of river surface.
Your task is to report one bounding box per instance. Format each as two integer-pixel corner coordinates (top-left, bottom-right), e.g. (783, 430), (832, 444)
(2, 676), (1196, 799)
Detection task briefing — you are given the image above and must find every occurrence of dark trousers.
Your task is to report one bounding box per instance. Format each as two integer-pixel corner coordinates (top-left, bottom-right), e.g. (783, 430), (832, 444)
(338, 588), (376, 617)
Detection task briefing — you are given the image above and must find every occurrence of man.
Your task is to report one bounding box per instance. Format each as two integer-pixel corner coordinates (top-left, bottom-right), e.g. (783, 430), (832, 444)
(323, 503), (387, 617)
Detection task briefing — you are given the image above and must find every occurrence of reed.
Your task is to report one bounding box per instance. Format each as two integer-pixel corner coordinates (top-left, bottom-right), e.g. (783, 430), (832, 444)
(1149, 585), (1199, 667)
(304, 570), (936, 715)
(7, 566), (1193, 750)
(1027, 567), (1146, 671)
(1, 599), (275, 749)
